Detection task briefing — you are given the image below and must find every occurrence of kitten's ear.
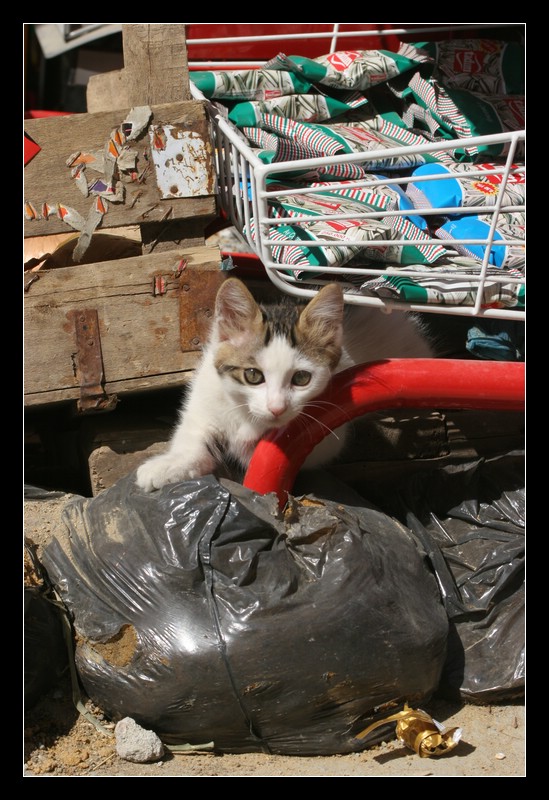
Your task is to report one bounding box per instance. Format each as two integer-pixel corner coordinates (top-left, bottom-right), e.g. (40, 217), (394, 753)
(298, 284), (344, 364)
(299, 284), (344, 336)
(214, 278), (262, 342)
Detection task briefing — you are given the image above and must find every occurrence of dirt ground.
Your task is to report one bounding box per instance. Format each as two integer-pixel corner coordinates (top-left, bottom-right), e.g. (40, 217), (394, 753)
(23, 491), (526, 778)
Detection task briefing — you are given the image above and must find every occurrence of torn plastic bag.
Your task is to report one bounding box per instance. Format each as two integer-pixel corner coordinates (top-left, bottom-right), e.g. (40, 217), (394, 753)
(365, 450), (525, 702)
(41, 472), (448, 755)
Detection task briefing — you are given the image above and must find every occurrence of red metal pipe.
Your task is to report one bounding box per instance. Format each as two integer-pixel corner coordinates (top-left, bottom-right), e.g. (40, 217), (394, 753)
(243, 358), (525, 508)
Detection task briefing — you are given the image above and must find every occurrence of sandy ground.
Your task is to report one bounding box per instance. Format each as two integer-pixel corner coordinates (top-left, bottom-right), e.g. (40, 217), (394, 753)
(23, 491), (526, 778)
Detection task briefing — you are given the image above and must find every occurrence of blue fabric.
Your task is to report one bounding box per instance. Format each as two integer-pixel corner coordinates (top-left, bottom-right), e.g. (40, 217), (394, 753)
(466, 321), (524, 361)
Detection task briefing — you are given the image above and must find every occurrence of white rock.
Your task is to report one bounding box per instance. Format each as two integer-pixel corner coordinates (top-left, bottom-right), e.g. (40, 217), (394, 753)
(115, 717), (165, 763)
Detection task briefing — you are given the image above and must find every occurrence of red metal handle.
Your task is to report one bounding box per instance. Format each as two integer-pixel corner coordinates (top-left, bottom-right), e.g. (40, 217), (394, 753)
(243, 358), (525, 508)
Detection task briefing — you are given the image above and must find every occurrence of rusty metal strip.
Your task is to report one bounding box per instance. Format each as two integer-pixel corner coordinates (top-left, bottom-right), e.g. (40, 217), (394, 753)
(68, 309), (117, 413)
(179, 271), (225, 351)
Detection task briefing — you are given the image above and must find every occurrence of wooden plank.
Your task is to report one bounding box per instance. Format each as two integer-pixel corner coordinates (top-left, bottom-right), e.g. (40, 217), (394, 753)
(24, 371), (195, 408)
(23, 227), (143, 267)
(24, 245), (224, 407)
(24, 100), (216, 239)
(87, 69), (128, 114)
(87, 24), (191, 112)
(122, 24), (191, 106)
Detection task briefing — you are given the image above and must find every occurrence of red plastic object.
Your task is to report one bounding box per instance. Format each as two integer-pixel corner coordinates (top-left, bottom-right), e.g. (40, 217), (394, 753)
(24, 132), (41, 166)
(24, 111), (73, 166)
(243, 358), (525, 508)
(186, 24), (403, 62)
(24, 110), (73, 119)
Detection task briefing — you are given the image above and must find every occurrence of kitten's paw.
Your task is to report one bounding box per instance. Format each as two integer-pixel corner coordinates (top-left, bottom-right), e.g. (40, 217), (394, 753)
(135, 452), (214, 492)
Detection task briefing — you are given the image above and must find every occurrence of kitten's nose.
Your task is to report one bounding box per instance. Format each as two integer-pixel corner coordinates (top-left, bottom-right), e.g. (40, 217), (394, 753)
(268, 402), (287, 418)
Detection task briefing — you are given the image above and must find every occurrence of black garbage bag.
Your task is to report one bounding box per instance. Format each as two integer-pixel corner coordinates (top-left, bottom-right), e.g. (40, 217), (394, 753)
(24, 539), (68, 709)
(41, 473), (449, 755)
(367, 450), (525, 703)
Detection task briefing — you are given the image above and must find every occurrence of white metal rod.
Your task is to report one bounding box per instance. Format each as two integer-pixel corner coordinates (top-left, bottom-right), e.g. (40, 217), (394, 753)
(187, 24), (516, 46)
(193, 45), (525, 323)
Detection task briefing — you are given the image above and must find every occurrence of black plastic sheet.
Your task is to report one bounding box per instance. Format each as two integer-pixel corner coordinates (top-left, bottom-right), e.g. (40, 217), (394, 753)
(367, 451), (525, 702)
(24, 530), (69, 709)
(42, 474), (449, 755)
(24, 587), (67, 708)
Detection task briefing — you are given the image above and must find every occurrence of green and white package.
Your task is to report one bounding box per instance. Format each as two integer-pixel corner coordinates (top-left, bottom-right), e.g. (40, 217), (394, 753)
(250, 146), (369, 182)
(302, 178), (428, 231)
(243, 113), (454, 174)
(265, 44), (431, 92)
(260, 183), (448, 272)
(397, 73), (524, 159)
(415, 39), (525, 95)
(191, 68), (311, 100)
(360, 256), (524, 310)
(329, 115), (455, 168)
(229, 91), (368, 127)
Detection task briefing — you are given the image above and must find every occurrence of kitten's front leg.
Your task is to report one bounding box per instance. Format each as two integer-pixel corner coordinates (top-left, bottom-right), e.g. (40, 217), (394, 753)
(135, 432), (216, 492)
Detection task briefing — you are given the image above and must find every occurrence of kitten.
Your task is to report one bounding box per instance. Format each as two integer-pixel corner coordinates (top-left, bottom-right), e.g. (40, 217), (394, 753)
(136, 277), (433, 491)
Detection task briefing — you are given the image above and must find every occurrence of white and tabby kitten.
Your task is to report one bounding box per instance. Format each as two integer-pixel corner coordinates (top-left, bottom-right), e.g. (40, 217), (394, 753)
(136, 277), (433, 491)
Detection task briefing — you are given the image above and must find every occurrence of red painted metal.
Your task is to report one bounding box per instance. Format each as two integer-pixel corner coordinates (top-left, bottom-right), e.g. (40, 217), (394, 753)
(243, 358), (525, 507)
(185, 24), (403, 61)
(185, 24), (516, 65)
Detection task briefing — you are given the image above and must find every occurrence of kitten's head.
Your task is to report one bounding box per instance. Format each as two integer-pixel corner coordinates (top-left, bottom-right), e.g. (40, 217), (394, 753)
(210, 278), (344, 428)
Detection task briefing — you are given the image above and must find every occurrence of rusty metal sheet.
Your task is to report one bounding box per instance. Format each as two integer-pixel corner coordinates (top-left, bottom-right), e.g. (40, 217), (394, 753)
(149, 119), (216, 199)
(179, 270), (226, 351)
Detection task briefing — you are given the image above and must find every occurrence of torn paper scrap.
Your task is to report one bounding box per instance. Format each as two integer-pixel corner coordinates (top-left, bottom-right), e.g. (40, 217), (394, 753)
(121, 106), (152, 141)
(71, 197), (107, 262)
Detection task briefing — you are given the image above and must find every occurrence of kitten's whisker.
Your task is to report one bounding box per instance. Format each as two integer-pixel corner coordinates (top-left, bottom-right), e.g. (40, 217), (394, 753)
(297, 410), (340, 441)
(305, 400), (354, 424)
(221, 402), (250, 419)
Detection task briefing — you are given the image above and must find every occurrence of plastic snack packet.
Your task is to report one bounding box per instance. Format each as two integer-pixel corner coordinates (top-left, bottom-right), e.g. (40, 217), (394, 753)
(406, 161), (525, 221)
(416, 38), (525, 95)
(191, 68), (312, 100)
(265, 44), (431, 92)
(229, 91), (368, 126)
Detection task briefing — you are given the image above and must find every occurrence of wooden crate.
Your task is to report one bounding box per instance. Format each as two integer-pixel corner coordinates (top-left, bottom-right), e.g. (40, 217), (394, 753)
(24, 24), (225, 413)
(24, 245), (223, 409)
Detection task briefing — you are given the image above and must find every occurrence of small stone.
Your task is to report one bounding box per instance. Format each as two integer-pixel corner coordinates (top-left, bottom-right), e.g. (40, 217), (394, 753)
(495, 752), (506, 760)
(115, 717), (165, 763)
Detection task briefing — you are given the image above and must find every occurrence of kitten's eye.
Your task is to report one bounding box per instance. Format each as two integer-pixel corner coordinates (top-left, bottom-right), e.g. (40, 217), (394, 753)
(292, 370), (312, 386)
(244, 368), (265, 385)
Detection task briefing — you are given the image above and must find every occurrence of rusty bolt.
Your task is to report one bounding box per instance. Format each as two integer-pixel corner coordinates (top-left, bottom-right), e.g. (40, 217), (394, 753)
(182, 284), (190, 292)
(191, 337), (200, 346)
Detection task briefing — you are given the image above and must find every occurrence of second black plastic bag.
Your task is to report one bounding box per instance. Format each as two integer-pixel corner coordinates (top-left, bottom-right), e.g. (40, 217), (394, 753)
(42, 473), (448, 755)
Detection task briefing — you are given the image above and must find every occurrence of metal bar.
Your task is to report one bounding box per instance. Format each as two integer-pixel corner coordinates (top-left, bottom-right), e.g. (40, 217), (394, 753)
(68, 309), (117, 414)
(243, 359), (525, 507)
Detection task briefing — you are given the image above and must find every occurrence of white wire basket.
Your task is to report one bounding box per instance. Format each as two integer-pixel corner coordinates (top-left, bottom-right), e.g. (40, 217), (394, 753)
(188, 24), (525, 321)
